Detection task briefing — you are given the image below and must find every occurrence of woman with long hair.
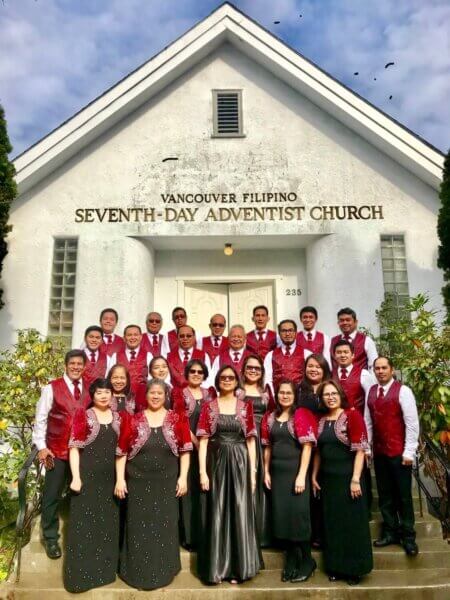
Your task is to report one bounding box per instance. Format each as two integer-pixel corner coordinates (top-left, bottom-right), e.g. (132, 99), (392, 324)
(196, 364), (263, 584)
(312, 379), (373, 585)
(262, 379), (317, 583)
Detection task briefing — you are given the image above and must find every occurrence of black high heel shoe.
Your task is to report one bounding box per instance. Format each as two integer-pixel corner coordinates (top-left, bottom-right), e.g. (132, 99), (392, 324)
(291, 558), (317, 583)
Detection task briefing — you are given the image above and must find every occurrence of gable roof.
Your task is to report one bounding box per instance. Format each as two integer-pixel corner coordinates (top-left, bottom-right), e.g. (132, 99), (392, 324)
(14, 2), (444, 193)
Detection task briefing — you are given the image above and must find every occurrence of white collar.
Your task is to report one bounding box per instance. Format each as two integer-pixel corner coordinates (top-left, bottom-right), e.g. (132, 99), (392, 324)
(340, 364), (353, 375)
(126, 345), (140, 356)
(63, 373), (82, 390)
(282, 342), (296, 353)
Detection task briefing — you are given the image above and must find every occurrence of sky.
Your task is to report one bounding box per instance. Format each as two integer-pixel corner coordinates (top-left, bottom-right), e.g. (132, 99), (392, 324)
(0, 0), (449, 158)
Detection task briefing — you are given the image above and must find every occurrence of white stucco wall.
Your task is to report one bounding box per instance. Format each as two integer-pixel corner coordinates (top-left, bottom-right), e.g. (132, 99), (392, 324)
(0, 42), (443, 347)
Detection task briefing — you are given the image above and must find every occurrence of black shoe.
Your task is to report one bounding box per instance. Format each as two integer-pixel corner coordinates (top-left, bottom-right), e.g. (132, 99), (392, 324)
(347, 576), (361, 586)
(291, 559), (317, 583)
(373, 535), (399, 547)
(44, 540), (62, 559)
(328, 574), (341, 582)
(403, 540), (419, 556)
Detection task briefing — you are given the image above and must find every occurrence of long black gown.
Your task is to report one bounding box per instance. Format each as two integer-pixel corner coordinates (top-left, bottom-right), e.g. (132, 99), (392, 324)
(198, 414), (263, 583)
(318, 420), (373, 577)
(179, 396), (203, 550)
(64, 424), (119, 593)
(119, 427), (181, 589)
(245, 394), (271, 546)
(270, 420), (311, 542)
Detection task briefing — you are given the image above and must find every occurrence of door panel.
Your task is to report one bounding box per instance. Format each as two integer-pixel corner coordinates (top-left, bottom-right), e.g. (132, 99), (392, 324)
(184, 283), (228, 336)
(229, 282), (275, 333)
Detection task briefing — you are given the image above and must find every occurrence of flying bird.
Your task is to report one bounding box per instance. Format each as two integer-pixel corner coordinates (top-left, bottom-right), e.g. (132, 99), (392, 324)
(162, 157), (179, 162)
(374, 77), (377, 81)
(385, 62), (395, 69)
(389, 95), (393, 100)
(273, 21), (280, 24)
(354, 72), (359, 76)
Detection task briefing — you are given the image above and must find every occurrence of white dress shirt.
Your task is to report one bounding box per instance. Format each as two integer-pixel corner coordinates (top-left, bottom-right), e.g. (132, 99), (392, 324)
(337, 363), (375, 393)
(364, 379), (419, 461)
(299, 329), (331, 367)
(264, 343), (312, 393)
(32, 374), (84, 451)
(341, 330), (378, 371)
(108, 346), (153, 374)
(208, 347), (243, 387)
(196, 335), (224, 350)
(251, 329), (282, 346)
(83, 348), (114, 373)
(144, 332), (169, 358)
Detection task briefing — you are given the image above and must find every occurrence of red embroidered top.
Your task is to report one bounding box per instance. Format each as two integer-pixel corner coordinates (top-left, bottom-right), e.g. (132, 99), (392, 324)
(116, 410), (192, 459)
(196, 394), (257, 439)
(260, 407), (317, 446)
(317, 408), (369, 452)
(69, 408), (121, 448)
(171, 386), (214, 417)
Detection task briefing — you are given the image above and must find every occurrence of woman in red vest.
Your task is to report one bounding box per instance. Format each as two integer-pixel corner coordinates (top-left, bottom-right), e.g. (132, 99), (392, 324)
(241, 353), (275, 547)
(262, 379), (317, 583)
(171, 359), (213, 551)
(312, 380), (373, 585)
(115, 378), (192, 590)
(196, 365), (263, 584)
(64, 378), (121, 593)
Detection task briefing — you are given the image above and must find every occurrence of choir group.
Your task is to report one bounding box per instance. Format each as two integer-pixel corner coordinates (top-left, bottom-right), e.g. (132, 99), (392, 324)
(31, 305), (420, 593)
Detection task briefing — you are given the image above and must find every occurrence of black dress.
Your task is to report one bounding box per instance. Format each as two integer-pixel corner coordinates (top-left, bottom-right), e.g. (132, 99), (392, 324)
(318, 420), (373, 577)
(64, 424), (119, 593)
(179, 395), (203, 549)
(245, 394), (272, 546)
(119, 427), (180, 589)
(270, 420), (311, 542)
(198, 414), (263, 583)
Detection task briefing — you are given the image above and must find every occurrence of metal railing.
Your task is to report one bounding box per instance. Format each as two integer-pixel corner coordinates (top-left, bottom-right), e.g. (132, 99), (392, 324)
(10, 447), (44, 582)
(413, 433), (450, 539)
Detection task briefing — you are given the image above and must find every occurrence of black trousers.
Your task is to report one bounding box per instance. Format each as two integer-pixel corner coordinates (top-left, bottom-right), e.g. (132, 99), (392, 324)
(373, 454), (415, 542)
(41, 458), (70, 542)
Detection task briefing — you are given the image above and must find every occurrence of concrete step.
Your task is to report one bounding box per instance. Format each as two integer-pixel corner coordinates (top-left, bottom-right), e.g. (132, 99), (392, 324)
(7, 567), (450, 599)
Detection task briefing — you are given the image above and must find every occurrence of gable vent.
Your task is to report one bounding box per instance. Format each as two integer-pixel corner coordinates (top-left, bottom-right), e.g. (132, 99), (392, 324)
(213, 90), (244, 137)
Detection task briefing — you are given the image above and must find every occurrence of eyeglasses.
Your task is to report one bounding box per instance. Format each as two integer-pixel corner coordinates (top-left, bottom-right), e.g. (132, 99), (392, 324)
(210, 322), (225, 327)
(245, 365), (262, 372)
(189, 369), (204, 375)
(280, 328), (296, 334)
(219, 375), (236, 382)
(179, 334), (193, 339)
(147, 319), (161, 324)
(322, 391), (340, 398)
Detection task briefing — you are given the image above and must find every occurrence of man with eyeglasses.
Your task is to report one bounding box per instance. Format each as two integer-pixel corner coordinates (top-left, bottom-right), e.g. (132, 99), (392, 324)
(246, 305), (280, 360)
(164, 307), (189, 353)
(197, 314), (228, 363)
(264, 319), (311, 393)
(109, 324), (153, 394)
(167, 325), (210, 388)
(208, 324), (251, 386)
(141, 311), (169, 358)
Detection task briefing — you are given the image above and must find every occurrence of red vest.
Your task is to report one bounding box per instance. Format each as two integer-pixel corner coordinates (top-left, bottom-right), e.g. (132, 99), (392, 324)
(202, 336), (228, 363)
(296, 331), (325, 355)
(333, 365), (365, 415)
(82, 348), (108, 388)
(101, 334), (125, 357)
(115, 347), (148, 394)
(367, 380), (405, 457)
(167, 348), (207, 388)
(219, 348), (252, 374)
(272, 346), (305, 389)
(46, 378), (90, 460)
(246, 330), (277, 360)
(331, 331), (368, 370)
(167, 330), (179, 352)
(141, 332), (163, 356)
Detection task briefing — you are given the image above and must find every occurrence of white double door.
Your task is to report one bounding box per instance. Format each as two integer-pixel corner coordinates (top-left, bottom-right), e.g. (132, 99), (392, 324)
(185, 281), (275, 335)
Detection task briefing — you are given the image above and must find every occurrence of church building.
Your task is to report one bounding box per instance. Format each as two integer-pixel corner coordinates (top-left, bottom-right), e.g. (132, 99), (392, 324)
(0, 2), (444, 346)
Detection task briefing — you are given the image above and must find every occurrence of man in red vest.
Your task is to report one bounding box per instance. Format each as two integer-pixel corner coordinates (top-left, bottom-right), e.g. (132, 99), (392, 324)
(109, 325), (153, 394)
(99, 307), (126, 356)
(32, 350), (89, 559)
(246, 305), (279, 360)
(167, 325), (210, 387)
(264, 319), (311, 393)
(366, 356), (419, 556)
(82, 325), (110, 388)
(209, 324), (251, 385)
(197, 313), (228, 363)
(332, 339), (375, 414)
(296, 305), (331, 367)
(141, 311), (169, 358)
(330, 307), (378, 371)
(164, 306), (188, 353)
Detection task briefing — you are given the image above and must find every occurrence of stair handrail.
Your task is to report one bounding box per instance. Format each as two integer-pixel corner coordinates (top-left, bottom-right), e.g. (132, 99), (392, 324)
(10, 445), (44, 582)
(413, 433), (450, 539)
